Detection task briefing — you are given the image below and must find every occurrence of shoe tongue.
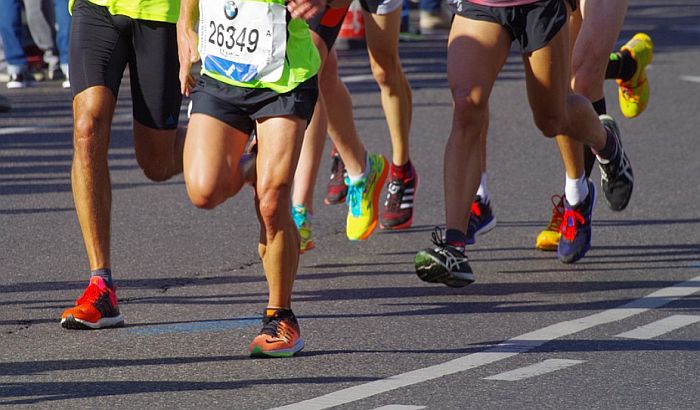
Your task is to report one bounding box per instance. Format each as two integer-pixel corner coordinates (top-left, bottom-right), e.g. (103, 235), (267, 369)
(90, 276), (107, 290)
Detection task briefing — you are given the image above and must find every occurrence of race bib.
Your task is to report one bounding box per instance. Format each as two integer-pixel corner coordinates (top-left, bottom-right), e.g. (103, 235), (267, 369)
(199, 0), (287, 83)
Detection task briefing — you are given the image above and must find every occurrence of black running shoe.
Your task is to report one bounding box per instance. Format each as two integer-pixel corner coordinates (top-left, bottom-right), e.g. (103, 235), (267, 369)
(324, 148), (348, 205)
(466, 196), (496, 245)
(598, 115), (634, 211)
(415, 228), (474, 288)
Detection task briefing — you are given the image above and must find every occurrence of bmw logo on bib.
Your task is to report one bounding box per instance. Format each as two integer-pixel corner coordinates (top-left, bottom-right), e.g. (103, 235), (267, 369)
(224, 0), (238, 20)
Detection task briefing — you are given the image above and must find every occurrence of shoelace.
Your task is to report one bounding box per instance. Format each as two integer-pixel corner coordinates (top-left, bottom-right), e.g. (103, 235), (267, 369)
(559, 207), (585, 241)
(261, 315), (295, 342)
(76, 280), (108, 306)
(346, 182), (363, 217)
(292, 206), (307, 229)
(429, 227), (467, 270)
(384, 179), (403, 212)
(547, 194), (566, 231)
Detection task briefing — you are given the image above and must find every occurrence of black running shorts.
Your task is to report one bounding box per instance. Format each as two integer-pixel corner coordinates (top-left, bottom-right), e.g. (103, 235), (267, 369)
(189, 75), (319, 136)
(69, 0), (182, 130)
(455, 0), (576, 53)
(307, 5), (349, 51)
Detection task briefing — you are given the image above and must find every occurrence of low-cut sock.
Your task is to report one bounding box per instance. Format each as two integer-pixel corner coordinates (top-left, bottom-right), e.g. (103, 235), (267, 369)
(347, 152), (370, 185)
(565, 174), (589, 207)
(476, 173), (489, 203)
(445, 229), (467, 250)
(605, 50), (637, 82)
(390, 160), (413, 180)
(593, 127), (619, 164)
(91, 268), (113, 289)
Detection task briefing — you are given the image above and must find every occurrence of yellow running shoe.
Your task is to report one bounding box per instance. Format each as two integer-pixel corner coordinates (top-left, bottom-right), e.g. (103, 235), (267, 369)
(617, 33), (653, 118)
(345, 153), (388, 241)
(535, 194), (565, 251)
(292, 205), (315, 254)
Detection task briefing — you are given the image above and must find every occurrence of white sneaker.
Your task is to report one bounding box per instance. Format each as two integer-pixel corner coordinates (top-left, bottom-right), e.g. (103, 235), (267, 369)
(6, 73), (27, 89)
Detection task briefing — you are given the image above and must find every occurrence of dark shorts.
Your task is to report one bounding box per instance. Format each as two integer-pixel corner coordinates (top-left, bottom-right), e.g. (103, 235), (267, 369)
(190, 75), (319, 136)
(455, 0), (575, 53)
(69, 0), (182, 130)
(359, 0), (402, 14)
(307, 6), (349, 51)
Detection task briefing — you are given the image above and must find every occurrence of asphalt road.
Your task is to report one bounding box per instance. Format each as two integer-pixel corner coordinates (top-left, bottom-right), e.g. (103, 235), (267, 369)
(1, 1), (699, 408)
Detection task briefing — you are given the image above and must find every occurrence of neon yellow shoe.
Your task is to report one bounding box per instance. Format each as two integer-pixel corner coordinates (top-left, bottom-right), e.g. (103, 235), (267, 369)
(617, 33), (653, 118)
(292, 205), (315, 254)
(535, 194), (565, 251)
(345, 153), (388, 241)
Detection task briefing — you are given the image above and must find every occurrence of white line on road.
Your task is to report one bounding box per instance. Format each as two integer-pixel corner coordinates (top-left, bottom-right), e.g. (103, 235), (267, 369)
(371, 406), (426, 410)
(270, 275), (700, 410)
(0, 127), (40, 135)
(483, 359), (585, 381)
(680, 75), (700, 84)
(615, 315), (700, 340)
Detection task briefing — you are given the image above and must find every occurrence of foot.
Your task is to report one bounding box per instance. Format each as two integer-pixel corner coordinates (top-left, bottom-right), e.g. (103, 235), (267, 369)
(557, 181), (595, 264)
(535, 194), (565, 251)
(6, 73), (27, 89)
(466, 196), (496, 245)
(617, 33), (653, 118)
(292, 205), (315, 254)
(324, 148), (348, 205)
(249, 309), (304, 358)
(345, 153), (388, 241)
(380, 162), (418, 230)
(60, 276), (124, 329)
(415, 227), (474, 288)
(598, 115), (634, 211)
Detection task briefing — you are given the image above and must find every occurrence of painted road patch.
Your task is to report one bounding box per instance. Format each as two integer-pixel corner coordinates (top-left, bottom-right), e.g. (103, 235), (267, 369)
(483, 359), (585, 381)
(127, 317), (260, 335)
(615, 315), (700, 340)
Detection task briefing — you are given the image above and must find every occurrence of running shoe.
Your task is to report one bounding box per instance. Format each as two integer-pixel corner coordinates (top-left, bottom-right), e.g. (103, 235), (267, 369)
(380, 163), (418, 230)
(466, 196), (496, 245)
(292, 205), (315, 253)
(535, 194), (565, 251)
(324, 148), (348, 205)
(345, 153), (388, 241)
(557, 180), (595, 264)
(415, 227), (474, 288)
(60, 276), (124, 329)
(598, 115), (634, 211)
(6, 73), (27, 89)
(617, 33), (653, 118)
(249, 308), (304, 358)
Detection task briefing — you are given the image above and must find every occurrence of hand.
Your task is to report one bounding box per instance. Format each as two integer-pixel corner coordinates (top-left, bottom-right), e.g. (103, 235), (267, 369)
(177, 24), (199, 97)
(287, 0), (326, 20)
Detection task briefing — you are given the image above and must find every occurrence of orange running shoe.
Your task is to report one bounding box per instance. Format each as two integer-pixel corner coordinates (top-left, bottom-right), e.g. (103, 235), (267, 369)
(249, 308), (304, 358)
(61, 276), (124, 329)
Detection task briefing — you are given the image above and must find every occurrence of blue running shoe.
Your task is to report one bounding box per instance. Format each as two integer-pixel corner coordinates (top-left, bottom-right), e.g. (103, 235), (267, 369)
(557, 180), (595, 264)
(466, 196), (496, 245)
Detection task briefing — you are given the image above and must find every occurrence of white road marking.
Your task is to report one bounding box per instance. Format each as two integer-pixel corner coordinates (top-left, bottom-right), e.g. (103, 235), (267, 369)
(371, 406), (426, 410)
(680, 75), (700, 84)
(0, 127), (40, 135)
(483, 359), (585, 381)
(341, 74), (376, 83)
(270, 275), (700, 410)
(615, 315), (700, 340)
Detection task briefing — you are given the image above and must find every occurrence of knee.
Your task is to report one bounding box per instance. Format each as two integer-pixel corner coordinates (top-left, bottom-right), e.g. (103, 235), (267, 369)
(185, 172), (222, 210)
(451, 87), (487, 127)
(257, 185), (289, 235)
(73, 113), (108, 161)
(534, 113), (567, 138)
(369, 53), (400, 89)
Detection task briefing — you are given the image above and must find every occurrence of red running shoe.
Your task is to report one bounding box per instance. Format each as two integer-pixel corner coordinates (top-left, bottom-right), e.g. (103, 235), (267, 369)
(61, 276), (124, 329)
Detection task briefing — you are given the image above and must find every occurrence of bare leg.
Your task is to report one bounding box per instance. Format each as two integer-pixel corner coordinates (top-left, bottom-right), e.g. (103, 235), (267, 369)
(255, 116), (306, 308)
(364, 8), (412, 166)
(445, 16), (510, 232)
(71, 86), (116, 271)
(133, 121), (185, 182)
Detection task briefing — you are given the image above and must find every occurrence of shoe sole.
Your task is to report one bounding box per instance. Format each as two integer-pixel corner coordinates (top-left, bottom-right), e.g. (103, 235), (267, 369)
(61, 314), (125, 330)
(250, 338), (304, 358)
(380, 172), (419, 231)
(415, 251), (474, 288)
(348, 156), (389, 241)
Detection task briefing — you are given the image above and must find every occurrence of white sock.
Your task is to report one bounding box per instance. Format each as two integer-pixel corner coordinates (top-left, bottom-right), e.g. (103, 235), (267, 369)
(476, 173), (489, 203)
(565, 174), (589, 207)
(347, 152), (369, 185)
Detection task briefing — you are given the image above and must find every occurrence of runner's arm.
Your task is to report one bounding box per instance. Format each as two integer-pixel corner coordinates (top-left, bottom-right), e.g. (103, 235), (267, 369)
(287, 0), (327, 20)
(177, 0), (200, 97)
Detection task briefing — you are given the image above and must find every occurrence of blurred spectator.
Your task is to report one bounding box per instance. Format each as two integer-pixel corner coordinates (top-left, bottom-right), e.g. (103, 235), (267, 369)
(0, 0), (70, 89)
(419, 0), (450, 33)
